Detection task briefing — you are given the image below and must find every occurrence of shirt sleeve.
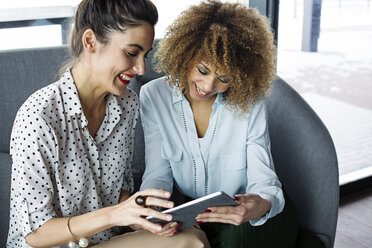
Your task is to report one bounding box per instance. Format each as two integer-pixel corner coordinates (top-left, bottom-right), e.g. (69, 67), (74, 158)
(9, 110), (57, 237)
(245, 101), (285, 226)
(139, 86), (174, 193)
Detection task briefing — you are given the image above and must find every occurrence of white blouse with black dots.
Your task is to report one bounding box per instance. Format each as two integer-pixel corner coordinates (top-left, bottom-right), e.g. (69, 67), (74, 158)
(7, 69), (138, 247)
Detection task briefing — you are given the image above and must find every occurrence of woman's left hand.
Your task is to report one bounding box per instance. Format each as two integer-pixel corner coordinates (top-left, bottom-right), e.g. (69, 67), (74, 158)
(195, 193), (271, 226)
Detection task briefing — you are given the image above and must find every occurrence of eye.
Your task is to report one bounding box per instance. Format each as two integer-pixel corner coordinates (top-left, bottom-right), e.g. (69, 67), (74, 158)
(218, 77), (229, 84)
(197, 66), (208, 75)
(126, 50), (138, 57)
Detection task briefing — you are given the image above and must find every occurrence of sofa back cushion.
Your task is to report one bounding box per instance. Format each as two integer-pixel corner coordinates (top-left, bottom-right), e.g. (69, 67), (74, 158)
(0, 46), (70, 153)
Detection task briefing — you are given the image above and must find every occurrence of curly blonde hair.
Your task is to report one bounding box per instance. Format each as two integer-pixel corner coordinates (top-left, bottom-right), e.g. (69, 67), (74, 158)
(154, 0), (276, 114)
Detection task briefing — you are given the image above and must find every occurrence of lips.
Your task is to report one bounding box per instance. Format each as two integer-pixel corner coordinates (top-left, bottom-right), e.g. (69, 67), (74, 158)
(194, 83), (209, 98)
(118, 73), (134, 85)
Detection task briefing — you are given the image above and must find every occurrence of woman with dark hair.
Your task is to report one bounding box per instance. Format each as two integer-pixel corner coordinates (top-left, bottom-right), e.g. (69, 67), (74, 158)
(140, 1), (299, 247)
(7, 0), (209, 247)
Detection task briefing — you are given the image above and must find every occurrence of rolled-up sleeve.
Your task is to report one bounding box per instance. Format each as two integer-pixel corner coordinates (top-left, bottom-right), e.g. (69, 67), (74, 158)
(139, 86), (174, 193)
(10, 111), (57, 237)
(245, 101), (285, 226)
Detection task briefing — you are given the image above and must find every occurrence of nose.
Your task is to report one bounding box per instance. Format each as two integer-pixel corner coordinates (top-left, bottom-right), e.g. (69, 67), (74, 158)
(202, 76), (218, 92)
(132, 57), (146, 75)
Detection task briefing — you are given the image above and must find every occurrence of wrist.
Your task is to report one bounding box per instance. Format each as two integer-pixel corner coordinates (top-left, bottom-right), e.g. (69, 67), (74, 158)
(261, 198), (272, 217)
(105, 205), (118, 228)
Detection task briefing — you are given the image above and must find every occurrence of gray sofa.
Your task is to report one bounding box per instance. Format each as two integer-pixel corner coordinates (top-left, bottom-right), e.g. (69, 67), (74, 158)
(0, 43), (338, 247)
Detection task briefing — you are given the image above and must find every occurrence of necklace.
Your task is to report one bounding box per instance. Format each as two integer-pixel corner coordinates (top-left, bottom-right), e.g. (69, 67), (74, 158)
(181, 101), (220, 196)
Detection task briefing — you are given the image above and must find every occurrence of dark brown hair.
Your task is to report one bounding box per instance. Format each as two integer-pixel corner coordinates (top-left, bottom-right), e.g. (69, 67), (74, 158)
(154, 0), (276, 115)
(61, 0), (158, 74)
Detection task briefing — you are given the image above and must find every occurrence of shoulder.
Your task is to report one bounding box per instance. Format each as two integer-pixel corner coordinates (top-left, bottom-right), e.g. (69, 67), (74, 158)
(245, 100), (268, 126)
(115, 88), (138, 103)
(140, 76), (172, 98)
(115, 87), (139, 110)
(16, 82), (60, 123)
(120, 87), (139, 103)
(253, 100), (268, 116)
(11, 83), (60, 150)
(251, 100), (267, 114)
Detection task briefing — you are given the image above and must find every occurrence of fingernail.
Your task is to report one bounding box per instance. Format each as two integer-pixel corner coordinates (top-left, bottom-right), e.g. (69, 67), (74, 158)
(157, 226), (162, 231)
(166, 215), (172, 220)
(173, 231), (178, 235)
(204, 208), (212, 213)
(164, 192), (170, 197)
(195, 216), (200, 220)
(167, 202), (173, 207)
(176, 224), (182, 229)
(196, 221), (203, 224)
(170, 222), (178, 228)
(233, 196), (239, 201)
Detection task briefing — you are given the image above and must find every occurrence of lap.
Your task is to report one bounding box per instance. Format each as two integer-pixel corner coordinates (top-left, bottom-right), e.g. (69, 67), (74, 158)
(201, 193), (299, 248)
(93, 227), (210, 248)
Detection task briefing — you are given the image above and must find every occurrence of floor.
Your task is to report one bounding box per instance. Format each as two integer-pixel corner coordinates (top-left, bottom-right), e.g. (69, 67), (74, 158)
(335, 188), (372, 248)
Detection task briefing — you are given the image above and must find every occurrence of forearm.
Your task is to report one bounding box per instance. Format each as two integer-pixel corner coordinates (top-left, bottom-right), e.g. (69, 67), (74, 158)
(25, 205), (115, 248)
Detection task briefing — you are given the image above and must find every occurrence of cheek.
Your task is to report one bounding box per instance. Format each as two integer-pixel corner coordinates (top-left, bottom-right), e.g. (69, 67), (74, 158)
(218, 84), (230, 93)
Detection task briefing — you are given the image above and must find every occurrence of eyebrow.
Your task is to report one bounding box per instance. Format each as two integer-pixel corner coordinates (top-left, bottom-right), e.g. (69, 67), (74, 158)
(127, 44), (153, 55)
(199, 63), (211, 71)
(126, 44), (144, 51)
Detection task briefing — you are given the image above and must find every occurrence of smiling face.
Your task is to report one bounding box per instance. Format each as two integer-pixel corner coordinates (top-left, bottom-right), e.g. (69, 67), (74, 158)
(186, 61), (231, 103)
(91, 23), (155, 96)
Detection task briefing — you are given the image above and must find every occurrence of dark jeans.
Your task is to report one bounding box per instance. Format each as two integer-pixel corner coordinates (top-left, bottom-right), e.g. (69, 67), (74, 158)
(200, 193), (299, 248)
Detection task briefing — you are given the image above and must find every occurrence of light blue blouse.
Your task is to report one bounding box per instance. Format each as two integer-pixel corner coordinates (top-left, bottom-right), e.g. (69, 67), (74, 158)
(140, 77), (284, 225)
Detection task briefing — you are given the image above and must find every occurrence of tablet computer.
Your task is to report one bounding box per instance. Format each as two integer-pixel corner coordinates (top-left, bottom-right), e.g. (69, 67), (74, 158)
(146, 191), (238, 230)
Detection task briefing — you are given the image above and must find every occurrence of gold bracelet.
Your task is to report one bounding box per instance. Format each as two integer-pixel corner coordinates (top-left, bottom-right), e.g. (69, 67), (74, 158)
(67, 217), (89, 248)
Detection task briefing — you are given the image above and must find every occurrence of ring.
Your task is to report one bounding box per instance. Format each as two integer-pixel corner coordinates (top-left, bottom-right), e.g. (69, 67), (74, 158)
(135, 195), (147, 207)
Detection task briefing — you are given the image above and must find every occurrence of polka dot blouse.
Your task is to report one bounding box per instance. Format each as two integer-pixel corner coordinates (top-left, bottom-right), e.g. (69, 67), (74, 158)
(7, 69), (139, 247)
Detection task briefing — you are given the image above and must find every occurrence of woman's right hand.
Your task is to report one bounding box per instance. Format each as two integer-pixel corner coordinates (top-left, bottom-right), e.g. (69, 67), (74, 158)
(109, 188), (175, 234)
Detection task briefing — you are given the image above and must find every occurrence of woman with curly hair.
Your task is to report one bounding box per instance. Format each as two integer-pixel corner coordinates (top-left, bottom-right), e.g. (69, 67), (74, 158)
(140, 0), (299, 247)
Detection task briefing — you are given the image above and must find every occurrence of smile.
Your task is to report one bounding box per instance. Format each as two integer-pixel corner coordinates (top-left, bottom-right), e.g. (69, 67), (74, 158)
(195, 84), (209, 97)
(118, 73), (134, 85)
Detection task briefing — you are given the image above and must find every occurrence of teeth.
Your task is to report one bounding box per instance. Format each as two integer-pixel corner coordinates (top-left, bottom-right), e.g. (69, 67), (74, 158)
(119, 74), (131, 81)
(196, 85), (207, 95)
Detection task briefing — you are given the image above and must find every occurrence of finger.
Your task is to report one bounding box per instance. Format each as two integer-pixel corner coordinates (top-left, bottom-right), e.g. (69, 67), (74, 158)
(140, 207), (173, 222)
(196, 210), (244, 223)
(155, 222), (177, 236)
(196, 211), (234, 220)
(136, 217), (164, 233)
(198, 206), (237, 217)
(139, 188), (171, 199)
(145, 196), (174, 209)
(197, 214), (244, 226)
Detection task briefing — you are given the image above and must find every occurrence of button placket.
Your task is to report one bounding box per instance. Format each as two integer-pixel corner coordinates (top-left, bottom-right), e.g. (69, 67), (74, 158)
(181, 100), (206, 198)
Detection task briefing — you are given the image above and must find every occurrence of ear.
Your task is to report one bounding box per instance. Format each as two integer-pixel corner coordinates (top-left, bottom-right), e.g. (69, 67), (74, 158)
(82, 29), (98, 53)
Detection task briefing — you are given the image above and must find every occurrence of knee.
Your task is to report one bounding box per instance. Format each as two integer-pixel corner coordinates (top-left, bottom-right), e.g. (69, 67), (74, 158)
(176, 227), (210, 248)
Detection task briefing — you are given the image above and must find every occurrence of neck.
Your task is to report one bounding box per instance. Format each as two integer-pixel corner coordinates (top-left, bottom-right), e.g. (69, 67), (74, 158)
(71, 61), (107, 116)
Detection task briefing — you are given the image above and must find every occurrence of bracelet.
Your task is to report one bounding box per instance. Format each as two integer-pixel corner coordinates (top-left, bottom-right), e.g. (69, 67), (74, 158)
(67, 217), (89, 248)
